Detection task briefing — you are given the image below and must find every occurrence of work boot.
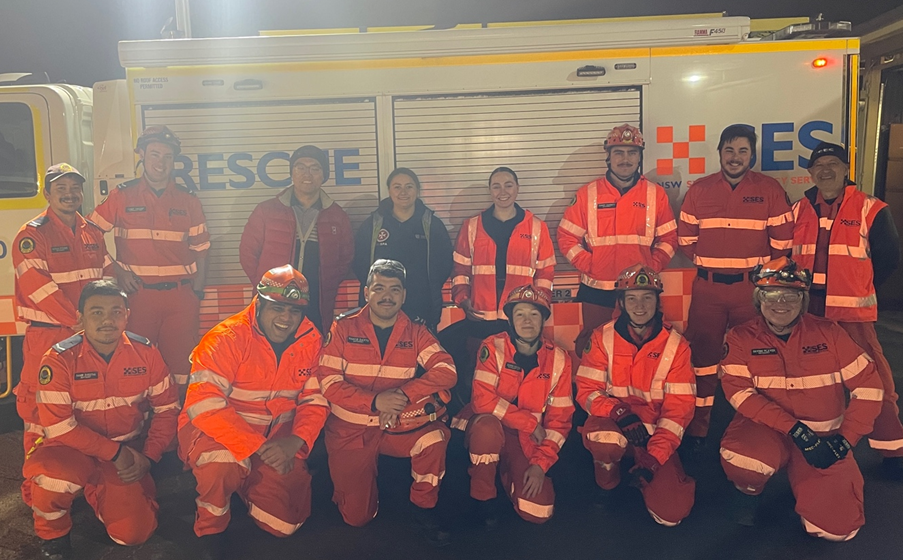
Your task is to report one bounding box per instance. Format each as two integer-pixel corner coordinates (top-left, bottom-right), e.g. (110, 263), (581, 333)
(882, 457), (903, 481)
(411, 504), (451, 547)
(678, 435), (706, 476)
(199, 532), (228, 560)
(40, 534), (71, 560)
(473, 498), (499, 530)
(732, 489), (761, 527)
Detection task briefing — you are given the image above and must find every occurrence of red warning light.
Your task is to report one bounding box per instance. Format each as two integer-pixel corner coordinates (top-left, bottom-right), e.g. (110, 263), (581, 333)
(812, 57), (828, 68)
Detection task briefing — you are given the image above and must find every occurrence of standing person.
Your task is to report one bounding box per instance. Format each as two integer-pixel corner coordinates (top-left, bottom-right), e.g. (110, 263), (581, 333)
(442, 167), (556, 408)
(720, 258), (882, 540)
(240, 145), (354, 333)
(26, 281), (179, 559)
(576, 265), (696, 526)
(558, 125), (678, 357)
(456, 285), (573, 526)
(318, 260), (456, 546)
(353, 167), (453, 331)
(792, 142), (903, 477)
(89, 126), (210, 392)
(677, 124), (794, 452)
(179, 266), (328, 559)
(13, 164), (113, 465)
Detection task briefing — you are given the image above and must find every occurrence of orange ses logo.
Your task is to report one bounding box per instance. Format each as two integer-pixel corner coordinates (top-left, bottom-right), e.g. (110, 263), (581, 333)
(655, 125), (707, 176)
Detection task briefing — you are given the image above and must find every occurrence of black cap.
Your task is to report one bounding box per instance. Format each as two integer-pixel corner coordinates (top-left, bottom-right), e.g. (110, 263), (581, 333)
(807, 142), (848, 168)
(289, 145), (330, 182)
(44, 163), (86, 187)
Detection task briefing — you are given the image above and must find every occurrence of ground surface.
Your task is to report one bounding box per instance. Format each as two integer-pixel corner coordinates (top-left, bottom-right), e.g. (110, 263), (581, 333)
(3, 318), (903, 560)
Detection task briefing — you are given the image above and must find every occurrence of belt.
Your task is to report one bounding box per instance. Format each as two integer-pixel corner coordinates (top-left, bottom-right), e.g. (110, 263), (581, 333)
(697, 269), (753, 285)
(143, 279), (193, 290)
(30, 321), (63, 329)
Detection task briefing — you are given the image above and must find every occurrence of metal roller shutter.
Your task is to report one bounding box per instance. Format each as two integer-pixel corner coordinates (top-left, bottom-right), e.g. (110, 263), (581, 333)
(141, 98), (379, 286)
(393, 87), (641, 282)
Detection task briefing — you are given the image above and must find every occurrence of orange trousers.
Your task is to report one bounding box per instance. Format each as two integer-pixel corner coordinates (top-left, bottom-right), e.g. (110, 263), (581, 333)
(838, 321), (903, 457)
(179, 429), (311, 538)
(582, 416), (695, 526)
(465, 415), (556, 524)
(720, 415), (864, 541)
(324, 417), (450, 527)
(23, 444), (157, 544)
(127, 283), (199, 387)
(684, 276), (756, 438)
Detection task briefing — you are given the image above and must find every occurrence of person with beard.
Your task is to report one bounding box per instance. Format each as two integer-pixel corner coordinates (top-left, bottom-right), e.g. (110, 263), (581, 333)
(576, 265), (696, 526)
(720, 257), (882, 540)
(677, 125), (794, 454)
(353, 167), (453, 331)
(791, 142), (903, 477)
(455, 285), (574, 526)
(558, 124), (678, 358)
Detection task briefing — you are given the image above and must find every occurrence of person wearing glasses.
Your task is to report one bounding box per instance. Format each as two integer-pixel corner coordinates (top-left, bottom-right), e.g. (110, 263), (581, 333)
(240, 145), (354, 333)
(720, 257), (882, 541)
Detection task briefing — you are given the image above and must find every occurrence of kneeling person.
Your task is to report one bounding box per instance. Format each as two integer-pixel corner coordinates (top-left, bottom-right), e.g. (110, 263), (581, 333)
(577, 265), (696, 526)
(26, 280), (179, 559)
(456, 285), (574, 525)
(318, 259), (456, 545)
(720, 257), (882, 541)
(179, 266), (328, 554)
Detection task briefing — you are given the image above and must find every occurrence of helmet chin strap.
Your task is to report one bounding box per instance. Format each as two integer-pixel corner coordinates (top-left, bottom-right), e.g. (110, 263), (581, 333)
(507, 320), (542, 350)
(765, 312), (802, 335)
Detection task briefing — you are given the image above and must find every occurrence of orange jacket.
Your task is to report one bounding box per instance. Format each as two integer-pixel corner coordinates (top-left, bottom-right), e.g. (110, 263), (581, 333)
(721, 314), (882, 444)
(792, 186), (885, 322)
(451, 209), (556, 318)
(13, 209), (112, 327)
(470, 332), (574, 472)
(35, 331), (179, 462)
(181, 299), (328, 462)
(678, 170), (793, 273)
(317, 307), (456, 427)
(575, 317), (695, 465)
(88, 177), (210, 283)
(558, 177), (677, 290)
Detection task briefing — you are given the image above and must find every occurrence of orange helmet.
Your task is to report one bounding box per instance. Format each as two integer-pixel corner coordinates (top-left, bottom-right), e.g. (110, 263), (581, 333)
(503, 285), (552, 321)
(256, 265), (310, 306)
(135, 125), (182, 156)
(615, 264), (664, 293)
(753, 257), (811, 291)
(604, 124), (645, 150)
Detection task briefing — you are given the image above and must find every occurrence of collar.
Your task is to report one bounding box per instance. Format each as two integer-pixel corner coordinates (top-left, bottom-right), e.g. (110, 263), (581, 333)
(248, 297), (315, 342)
(45, 207), (86, 233)
(278, 187), (335, 210)
(614, 311), (664, 349)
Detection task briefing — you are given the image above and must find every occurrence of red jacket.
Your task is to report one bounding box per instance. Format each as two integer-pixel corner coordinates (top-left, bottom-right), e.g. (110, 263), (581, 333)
(721, 314), (882, 444)
(180, 299), (328, 462)
(239, 188), (353, 329)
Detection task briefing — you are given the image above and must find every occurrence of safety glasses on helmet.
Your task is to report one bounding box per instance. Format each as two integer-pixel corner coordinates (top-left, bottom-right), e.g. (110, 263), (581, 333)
(756, 290), (804, 304)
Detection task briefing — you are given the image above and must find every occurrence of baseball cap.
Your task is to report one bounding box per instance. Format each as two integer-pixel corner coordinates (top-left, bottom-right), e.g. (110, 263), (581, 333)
(807, 142), (848, 169)
(44, 163), (86, 186)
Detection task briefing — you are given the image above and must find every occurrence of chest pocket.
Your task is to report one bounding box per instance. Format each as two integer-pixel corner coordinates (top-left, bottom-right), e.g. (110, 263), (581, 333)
(71, 372), (105, 405)
(166, 206), (192, 234)
(518, 373), (550, 413)
(496, 366), (525, 404)
(117, 365), (151, 396)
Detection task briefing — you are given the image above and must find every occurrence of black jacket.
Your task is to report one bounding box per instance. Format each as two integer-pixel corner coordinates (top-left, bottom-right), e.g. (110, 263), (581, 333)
(353, 198), (453, 329)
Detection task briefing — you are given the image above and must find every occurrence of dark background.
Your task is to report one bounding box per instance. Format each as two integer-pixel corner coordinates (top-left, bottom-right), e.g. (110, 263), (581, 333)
(0, 0), (901, 88)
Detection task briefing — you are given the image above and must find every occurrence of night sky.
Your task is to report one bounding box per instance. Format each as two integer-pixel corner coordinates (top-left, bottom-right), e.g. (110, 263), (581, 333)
(1, 0), (899, 87)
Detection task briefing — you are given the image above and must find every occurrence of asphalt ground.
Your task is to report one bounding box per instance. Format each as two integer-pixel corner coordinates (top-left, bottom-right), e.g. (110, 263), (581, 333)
(1, 321), (903, 560)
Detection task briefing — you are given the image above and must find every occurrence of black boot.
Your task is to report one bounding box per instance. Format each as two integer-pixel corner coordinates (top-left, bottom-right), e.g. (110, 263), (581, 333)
(732, 489), (761, 527)
(882, 457), (903, 481)
(473, 498), (499, 530)
(199, 532), (228, 560)
(411, 504), (451, 547)
(40, 534), (71, 560)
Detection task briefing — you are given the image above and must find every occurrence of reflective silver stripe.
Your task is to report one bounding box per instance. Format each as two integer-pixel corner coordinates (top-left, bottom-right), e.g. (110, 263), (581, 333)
(248, 502), (302, 535)
(411, 470), (444, 486)
(32, 506), (67, 520)
(601, 323), (615, 387)
(36, 391), (72, 405)
(196, 449), (251, 470)
(410, 429), (446, 457)
(663, 382), (695, 395)
(186, 397), (227, 419)
(801, 517), (859, 542)
(720, 447), (776, 476)
(189, 370), (233, 395)
(802, 415), (844, 432)
(470, 453), (499, 465)
(453, 251), (472, 266)
(417, 343), (441, 367)
(344, 363), (415, 379)
(729, 388), (757, 409)
(586, 430), (627, 448)
(152, 402), (180, 414)
(850, 387), (884, 401)
(576, 366), (606, 382)
(544, 430), (566, 447)
(33, 474), (82, 494)
(656, 417), (685, 439)
(517, 498), (553, 518)
(50, 268), (104, 283)
(197, 499), (230, 517)
(16, 258), (49, 275)
(721, 364), (751, 378)
(230, 387), (301, 403)
(330, 404), (380, 426)
(320, 374), (344, 393)
(491, 399), (510, 420)
(111, 425), (144, 442)
(113, 227), (188, 242)
(29, 282), (60, 304)
(73, 392), (147, 412)
(299, 394), (329, 407)
(148, 376), (172, 397)
(44, 416), (77, 438)
(474, 369), (500, 387)
(119, 262), (197, 277)
(649, 330), (682, 401)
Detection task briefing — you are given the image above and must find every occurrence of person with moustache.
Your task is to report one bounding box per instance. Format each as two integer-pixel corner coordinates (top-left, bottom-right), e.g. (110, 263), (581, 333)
(89, 126), (210, 394)
(240, 145), (354, 333)
(720, 258), (882, 540)
(677, 125), (794, 454)
(791, 142), (903, 477)
(558, 124), (678, 358)
(26, 281), (179, 559)
(179, 266), (328, 559)
(318, 259), (456, 546)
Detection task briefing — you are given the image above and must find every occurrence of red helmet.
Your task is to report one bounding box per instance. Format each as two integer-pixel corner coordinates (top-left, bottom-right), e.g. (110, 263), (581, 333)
(257, 265), (310, 306)
(135, 125), (182, 156)
(615, 264), (664, 293)
(503, 285), (552, 321)
(753, 257), (811, 291)
(604, 124), (645, 150)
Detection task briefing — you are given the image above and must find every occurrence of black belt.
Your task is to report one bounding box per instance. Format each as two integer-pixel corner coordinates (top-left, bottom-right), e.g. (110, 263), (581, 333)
(30, 321), (63, 329)
(697, 269), (753, 285)
(143, 279), (192, 291)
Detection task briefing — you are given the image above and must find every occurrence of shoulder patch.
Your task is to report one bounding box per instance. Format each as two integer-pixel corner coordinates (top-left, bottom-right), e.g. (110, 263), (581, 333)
(568, 195), (577, 206)
(117, 178), (141, 190)
(722, 342), (729, 360)
(125, 331), (152, 346)
(38, 365), (53, 385)
(18, 237), (35, 254)
(323, 331), (332, 347)
(84, 218), (105, 232)
(52, 334), (84, 353)
(335, 307), (362, 322)
(584, 339), (592, 355)
(479, 345), (491, 363)
(27, 215), (49, 228)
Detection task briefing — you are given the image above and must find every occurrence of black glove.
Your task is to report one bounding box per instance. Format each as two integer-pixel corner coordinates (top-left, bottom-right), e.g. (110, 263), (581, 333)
(629, 447), (661, 488)
(610, 403), (649, 448)
(824, 434), (852, 462)
(789, 422), (845, 469)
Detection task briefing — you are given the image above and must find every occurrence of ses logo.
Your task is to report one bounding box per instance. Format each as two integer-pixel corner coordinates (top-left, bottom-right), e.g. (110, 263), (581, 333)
(654, 121), (835, 188)
(172, 148), (363, 191)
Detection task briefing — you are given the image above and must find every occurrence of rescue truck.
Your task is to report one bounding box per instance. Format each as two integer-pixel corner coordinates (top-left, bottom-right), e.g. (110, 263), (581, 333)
(0, 14), (860, 395)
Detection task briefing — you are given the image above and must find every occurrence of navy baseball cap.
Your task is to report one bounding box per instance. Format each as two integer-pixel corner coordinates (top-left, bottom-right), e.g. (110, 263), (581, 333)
(44, 163), (86, 186)
(807, 142), (848, 168)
